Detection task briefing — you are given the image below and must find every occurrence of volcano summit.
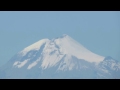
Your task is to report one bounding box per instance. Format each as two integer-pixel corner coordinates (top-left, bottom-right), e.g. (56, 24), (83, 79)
(0, 34), (120, 79)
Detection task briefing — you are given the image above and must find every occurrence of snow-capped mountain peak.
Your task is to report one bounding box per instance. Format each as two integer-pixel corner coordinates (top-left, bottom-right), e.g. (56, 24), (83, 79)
(1, 34), (119, 79)
(53, 34), (105, 63)
(19, 34), (105, 65)
(60, 34), (68, 38)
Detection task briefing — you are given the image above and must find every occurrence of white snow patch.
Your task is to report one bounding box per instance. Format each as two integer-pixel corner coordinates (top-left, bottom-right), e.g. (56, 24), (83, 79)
(19, 39), (50, 56)
(13, 61), (19, 66)
(57, 55), (75, 71)
(27, 57), (41, 69)
(101, 68), (109, 73)
(13, 59), (30, 68)
(41, 53), (64, 69)
(41, 41), (64, 69)
(111, 63), (116, 69)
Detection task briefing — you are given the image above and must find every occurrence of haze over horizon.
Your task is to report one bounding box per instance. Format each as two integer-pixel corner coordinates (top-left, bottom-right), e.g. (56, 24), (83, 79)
(0, 11), (120, 67)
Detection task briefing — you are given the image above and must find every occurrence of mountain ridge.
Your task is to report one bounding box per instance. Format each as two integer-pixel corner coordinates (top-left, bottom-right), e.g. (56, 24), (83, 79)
(0, 34), (120, 79)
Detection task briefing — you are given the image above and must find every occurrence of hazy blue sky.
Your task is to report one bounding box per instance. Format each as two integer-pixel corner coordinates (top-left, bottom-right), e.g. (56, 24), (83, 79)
(0, 11), (120, 67)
